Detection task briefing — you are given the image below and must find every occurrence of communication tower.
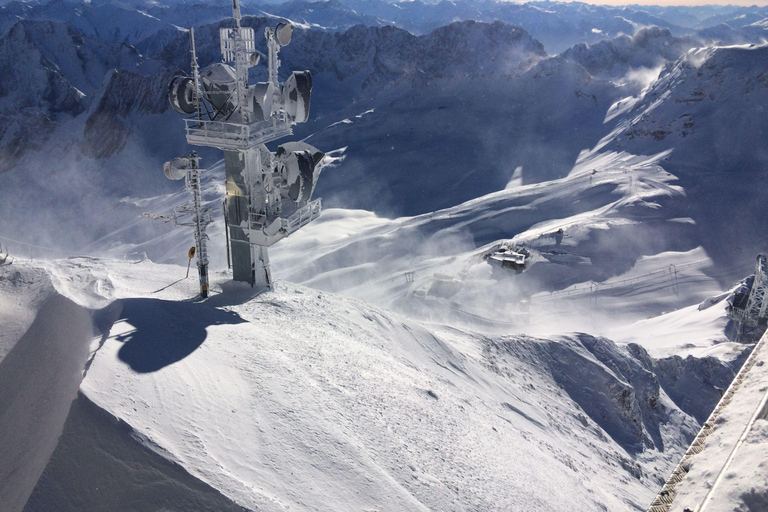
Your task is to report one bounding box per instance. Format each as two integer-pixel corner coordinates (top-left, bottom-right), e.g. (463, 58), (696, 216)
(167, 2), (323, 290)
(728, 254), (768, 341)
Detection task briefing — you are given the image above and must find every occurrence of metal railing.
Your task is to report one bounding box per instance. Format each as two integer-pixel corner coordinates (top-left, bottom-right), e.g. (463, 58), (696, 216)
(282, 199), (321, 236)
(646, 330), (768, 512)
(184, 118), (293, 150)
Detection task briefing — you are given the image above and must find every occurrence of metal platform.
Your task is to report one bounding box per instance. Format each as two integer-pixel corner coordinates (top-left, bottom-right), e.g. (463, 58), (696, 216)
(185, 118), (293, 151)
(247, 198), (322, 246)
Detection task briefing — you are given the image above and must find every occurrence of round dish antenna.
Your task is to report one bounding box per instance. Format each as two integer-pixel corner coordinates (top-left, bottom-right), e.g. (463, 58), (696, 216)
(168, 76), (197, 115)
(275, 22), (293, 46)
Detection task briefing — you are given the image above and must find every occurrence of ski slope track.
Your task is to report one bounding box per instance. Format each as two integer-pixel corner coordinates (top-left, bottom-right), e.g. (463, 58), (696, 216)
(0, 258), (751, 512)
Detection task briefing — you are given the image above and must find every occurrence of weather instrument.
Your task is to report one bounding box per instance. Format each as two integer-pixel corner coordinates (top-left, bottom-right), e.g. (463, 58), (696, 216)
(145, 152), (213, 297)
(166, 3), (323, 290)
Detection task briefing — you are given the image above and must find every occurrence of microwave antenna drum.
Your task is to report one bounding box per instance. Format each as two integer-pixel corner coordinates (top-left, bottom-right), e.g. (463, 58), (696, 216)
(168, 76), (197, 115)
(275, 22), (293, 46)
(283, 71), (312, 123)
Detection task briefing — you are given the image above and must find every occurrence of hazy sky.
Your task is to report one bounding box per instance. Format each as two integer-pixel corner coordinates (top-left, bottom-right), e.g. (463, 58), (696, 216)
(576, 0), (768, 5)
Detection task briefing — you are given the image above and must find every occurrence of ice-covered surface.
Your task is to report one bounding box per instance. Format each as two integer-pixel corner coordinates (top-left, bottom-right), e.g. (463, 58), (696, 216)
(607, 303), (733, 360)
(666, 333), (768, 512)
(0, 257), (749, 512)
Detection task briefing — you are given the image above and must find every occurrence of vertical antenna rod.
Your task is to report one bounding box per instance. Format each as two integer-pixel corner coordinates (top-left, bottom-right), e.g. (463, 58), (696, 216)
(232, 0), (249, 123)
(190, 27), (202, 122)
(233, 0), (242, 27)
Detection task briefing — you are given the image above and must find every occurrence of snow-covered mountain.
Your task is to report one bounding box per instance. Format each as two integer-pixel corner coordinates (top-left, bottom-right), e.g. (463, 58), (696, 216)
(0, 0), (169, 45)
(341, 0), (685, 52)
(1, 256), (746, 512)
(2, 4), (768, 511)
(3, 0), (766, 57)
(2, 11), (766, 277)
(591, 43), (768, 280)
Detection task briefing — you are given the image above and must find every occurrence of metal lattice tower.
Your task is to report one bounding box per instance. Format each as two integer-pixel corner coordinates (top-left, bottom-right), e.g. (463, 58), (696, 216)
(149, 152), (213, 298)
(741, 254), (768, 330)
(187, 155), (210, 297)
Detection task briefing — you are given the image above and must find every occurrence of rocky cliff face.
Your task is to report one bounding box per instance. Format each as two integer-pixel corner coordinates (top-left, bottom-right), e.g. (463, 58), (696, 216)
(0, 21), (85, 171)
(81, 69), (172, 159)
(484, 332), (742, 457)
(0, 19), (143, 171)
(599, 44), (768, 278)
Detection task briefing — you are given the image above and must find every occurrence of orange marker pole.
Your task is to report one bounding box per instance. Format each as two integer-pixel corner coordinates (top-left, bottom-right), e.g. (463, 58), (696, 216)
(186, 246), (196, 278)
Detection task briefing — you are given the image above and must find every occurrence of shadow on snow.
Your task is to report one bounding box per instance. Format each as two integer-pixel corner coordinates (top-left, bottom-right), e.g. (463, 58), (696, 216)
(93, 298), (247, 373)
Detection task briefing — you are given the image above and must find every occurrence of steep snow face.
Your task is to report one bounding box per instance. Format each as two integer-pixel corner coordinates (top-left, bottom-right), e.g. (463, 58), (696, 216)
(0, 294), (93, 512)
(23, 392), (251, 512)
(2, 257), (740, 512)
(592, 44), (768, 281)
(0, 264), (54, 361)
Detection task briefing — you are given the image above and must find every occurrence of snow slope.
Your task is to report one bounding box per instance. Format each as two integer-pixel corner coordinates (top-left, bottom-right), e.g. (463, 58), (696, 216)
(664, 332), (768, 512)
(265, 150), (723, 333)
(54, 143), (729, 337)
(0, 256), (747, 512)
(591, 43), (768, 281)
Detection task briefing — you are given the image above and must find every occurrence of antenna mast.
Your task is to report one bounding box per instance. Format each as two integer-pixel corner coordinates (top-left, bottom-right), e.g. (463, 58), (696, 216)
(189, 153), (210, 297)
(232, 0), (250, 123)
(190, 27), (202, 122)
(164, 5), (323, 293)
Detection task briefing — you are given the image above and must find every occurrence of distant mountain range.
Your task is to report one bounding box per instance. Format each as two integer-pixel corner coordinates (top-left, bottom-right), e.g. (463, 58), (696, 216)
(0, 0), (765, 283)
(1, 0), (767, 54)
